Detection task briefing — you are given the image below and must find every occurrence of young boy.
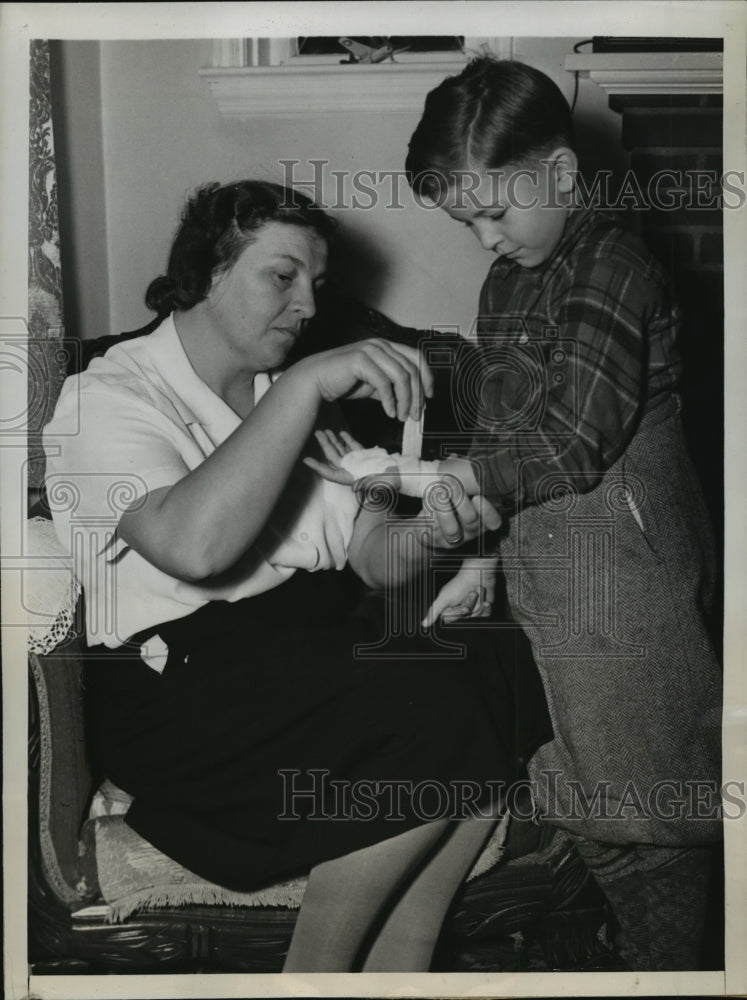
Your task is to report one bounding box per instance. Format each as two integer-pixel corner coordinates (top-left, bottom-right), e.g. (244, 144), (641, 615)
(403, 56), (723, 972)
(316, 57), (722, 971)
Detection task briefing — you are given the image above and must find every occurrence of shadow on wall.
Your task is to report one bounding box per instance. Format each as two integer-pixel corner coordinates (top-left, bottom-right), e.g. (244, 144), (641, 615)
(329, 222), (392, 306)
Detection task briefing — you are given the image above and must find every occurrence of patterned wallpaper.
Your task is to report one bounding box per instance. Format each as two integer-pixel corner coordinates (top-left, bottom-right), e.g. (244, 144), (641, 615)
(28, 39), (69, 490)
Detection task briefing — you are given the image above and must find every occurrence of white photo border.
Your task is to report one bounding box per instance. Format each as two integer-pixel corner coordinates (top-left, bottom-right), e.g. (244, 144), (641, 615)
(2, 2), (746, 998)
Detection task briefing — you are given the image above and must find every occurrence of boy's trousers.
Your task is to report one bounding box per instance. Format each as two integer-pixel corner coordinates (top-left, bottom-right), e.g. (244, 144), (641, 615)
(573, 838), (718, 970)
(498, 396), (723, 968)
(501, 396), (722, 847)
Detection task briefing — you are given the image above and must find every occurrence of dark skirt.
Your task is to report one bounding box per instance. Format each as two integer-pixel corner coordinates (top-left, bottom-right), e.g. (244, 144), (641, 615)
(84, 568), (551, 892)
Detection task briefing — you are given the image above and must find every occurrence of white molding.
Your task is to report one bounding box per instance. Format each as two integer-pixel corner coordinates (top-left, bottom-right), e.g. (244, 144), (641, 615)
(201, 36), (514, 116)
(565, 52), (723, 95)
(199, 61), (469, 117)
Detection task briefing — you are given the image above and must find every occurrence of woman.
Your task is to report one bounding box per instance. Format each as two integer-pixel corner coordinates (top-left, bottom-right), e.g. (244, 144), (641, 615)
(43, 181), (548, 971)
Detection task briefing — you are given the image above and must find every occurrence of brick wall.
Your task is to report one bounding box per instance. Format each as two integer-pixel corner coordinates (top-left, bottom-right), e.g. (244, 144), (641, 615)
(606, 91), (724, 645)
(610, 94), (724, 272)
(609, 93), (724, 552)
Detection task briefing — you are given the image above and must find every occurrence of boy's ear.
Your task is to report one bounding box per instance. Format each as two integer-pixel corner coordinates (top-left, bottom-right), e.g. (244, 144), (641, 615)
(550, 147), (578, 195)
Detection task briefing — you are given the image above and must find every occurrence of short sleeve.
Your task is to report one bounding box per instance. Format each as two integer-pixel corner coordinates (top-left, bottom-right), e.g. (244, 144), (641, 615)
(43, 378), (193, 558)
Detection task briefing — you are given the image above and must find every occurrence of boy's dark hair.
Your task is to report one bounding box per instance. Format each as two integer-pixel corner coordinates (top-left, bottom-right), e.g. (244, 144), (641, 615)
(406, 57), (575, 201)
(145, 180), (336, 317)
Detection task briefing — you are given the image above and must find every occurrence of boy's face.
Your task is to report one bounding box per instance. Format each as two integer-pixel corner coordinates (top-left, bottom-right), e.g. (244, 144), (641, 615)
(441, 151), (576, 269)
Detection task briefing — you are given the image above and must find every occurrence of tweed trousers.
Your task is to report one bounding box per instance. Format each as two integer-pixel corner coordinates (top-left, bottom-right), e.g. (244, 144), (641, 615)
(499, 394), (722, 847)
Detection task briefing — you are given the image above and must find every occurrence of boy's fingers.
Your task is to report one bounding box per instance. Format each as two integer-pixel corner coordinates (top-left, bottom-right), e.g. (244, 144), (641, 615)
(470, 593), (492, 617)
(473, 494), (502, 533)
(340, 430), (364, 451)
(451, 492), (481, 534)
(314, 430), (340, 464)
(433, 505), (463, 546)
(422, 587), (467, 627)
(303, 456), (352, 485)
(421, 596), (445, 628)
(325, 429), (347, 458)
(442, 606), (467, 620)
(442, 593), (478, 621)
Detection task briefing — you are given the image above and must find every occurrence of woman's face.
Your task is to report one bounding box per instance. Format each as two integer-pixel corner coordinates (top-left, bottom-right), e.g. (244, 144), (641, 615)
(204, 221), (328, 373)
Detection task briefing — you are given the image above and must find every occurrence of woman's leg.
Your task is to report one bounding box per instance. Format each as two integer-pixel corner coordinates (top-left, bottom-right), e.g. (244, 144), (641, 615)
(283, 811), (496, 973)
(283, 819), (452, 972)
(361, 813), (498, 971)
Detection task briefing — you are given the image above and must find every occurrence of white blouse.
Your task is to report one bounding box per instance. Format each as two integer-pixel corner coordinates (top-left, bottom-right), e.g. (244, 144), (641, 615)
(43, 315), (360, 651)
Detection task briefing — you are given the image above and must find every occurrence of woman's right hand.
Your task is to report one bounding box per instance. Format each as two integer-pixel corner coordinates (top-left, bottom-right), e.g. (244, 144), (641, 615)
(291, 339), (433, 422)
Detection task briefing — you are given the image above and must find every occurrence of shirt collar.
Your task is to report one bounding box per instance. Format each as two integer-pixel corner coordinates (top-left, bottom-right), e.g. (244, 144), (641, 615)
(545, 204), (597, 264)
(487, 205), (597, 283)
(134, 314), (246, 443)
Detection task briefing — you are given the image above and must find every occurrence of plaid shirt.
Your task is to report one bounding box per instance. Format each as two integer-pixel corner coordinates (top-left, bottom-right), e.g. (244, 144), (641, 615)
(467, 207), (682, 515)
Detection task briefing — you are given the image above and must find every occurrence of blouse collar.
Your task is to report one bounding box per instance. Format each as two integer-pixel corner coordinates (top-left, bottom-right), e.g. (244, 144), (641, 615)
(124, 314), (274, 445)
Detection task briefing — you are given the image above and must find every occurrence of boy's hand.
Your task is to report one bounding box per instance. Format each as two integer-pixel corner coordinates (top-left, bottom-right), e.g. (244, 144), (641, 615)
(422, 558), (497, 627)
(304, 429), (364, 485)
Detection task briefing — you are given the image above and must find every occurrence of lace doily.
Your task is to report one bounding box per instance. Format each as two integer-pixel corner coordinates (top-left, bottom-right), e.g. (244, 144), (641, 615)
(25, 516), (81, 655)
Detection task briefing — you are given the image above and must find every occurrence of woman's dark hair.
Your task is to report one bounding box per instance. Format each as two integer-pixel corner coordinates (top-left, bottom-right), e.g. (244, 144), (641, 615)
(406, 57), (575, 201)
(145, 181), (336, 316)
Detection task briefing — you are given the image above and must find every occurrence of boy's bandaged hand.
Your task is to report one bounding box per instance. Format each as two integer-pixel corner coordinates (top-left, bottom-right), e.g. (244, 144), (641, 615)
(303, 429), (366, 485)
(308, 438), (501, 549)
(336, 445), (501, 547)
(304, 434), (437, 497)
(338, 447), (442, 498)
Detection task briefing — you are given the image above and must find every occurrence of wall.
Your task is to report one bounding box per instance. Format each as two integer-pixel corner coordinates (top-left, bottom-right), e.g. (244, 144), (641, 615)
(50, 41), (109, 342)
(610, 92), (724, 551)
(56, 37), (625, 340)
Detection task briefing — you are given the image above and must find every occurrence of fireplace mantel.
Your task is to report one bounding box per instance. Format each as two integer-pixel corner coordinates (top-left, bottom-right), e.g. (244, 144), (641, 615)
(201, 48), (723, 118)
(564, 51), (723, 95)
(198, 37), (512, 119)
(198, 61), (469, 118)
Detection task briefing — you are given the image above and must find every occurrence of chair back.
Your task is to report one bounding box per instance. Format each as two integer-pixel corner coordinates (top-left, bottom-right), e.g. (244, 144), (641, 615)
(29, 622), (95, 914)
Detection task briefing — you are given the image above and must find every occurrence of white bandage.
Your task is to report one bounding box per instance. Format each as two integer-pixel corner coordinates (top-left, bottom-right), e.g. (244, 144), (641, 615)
(339, 448), (441, 498)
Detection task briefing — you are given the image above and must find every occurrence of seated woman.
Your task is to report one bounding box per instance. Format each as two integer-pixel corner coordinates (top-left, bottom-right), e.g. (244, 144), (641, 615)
(43, 180), (550, 972)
